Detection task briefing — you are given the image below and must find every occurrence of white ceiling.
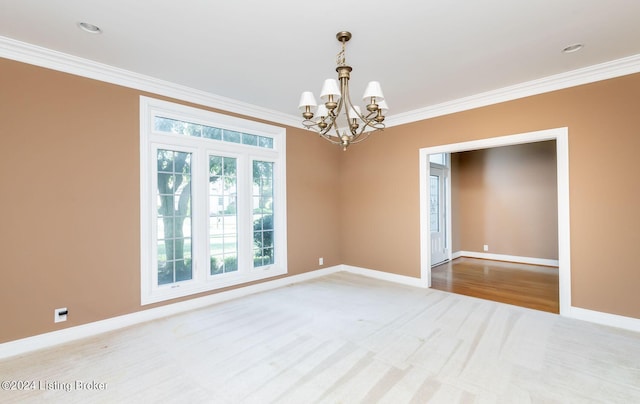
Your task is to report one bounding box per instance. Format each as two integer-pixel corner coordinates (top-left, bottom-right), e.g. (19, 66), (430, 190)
(1, 0), (640, 123)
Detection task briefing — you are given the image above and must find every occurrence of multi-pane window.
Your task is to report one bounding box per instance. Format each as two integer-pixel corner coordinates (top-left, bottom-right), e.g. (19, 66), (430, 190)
(154, 116), (274, 148)
(140, 97), (287, 305)
(429, 175), (439, 232)
(157, 150), (193, 285)
(209, 155), (238, 275)
(253, 161), (274, 267)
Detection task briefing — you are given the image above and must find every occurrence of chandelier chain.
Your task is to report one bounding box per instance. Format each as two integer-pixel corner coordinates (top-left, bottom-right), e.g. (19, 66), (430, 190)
(336, 41), (347, 67)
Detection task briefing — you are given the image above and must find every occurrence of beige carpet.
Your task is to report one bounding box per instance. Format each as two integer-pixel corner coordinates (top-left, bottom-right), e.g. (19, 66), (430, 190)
(1, 272), (639, 403)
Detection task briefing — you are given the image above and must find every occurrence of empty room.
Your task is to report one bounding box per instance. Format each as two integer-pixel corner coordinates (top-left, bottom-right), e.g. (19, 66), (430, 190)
(1, 1), (640, 402)
(430, 141), (561, 313)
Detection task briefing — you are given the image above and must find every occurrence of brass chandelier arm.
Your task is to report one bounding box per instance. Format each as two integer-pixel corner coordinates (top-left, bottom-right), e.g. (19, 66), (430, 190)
(302, 99), (384, 139)
(298, 31), (387, 150)
(318, 132), (345, 146)
(343, 130), (374, 146)
(325, 83), (346, 138)
(340, 77), (385, 137)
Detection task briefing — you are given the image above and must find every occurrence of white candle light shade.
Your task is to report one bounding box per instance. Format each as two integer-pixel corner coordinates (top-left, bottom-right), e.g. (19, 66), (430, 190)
(316, 104), (329, 118)
(320, 79), (341, 101)
(377, 100), (389, 111)
(298, 91), (317, 110)
(348, 105), (362, 118)
(362, 81), (385, 102)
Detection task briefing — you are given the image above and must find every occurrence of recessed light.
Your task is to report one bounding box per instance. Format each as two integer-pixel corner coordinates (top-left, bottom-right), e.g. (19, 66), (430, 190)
(78, 22), (102, 34)
(562, 43), (583, 54)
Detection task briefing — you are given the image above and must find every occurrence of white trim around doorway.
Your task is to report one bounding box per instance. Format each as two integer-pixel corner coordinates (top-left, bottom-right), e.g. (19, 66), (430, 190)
(419, 127), (571, 315)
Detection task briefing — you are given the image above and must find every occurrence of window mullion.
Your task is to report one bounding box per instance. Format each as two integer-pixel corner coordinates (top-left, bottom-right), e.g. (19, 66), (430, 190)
(193, 149), (207, 283)
(236, 155), (252, 274)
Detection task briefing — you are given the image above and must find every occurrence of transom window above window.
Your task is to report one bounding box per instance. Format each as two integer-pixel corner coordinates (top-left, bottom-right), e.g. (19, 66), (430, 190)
(140, 96), (287, 305)
(154, 116), (274, 148)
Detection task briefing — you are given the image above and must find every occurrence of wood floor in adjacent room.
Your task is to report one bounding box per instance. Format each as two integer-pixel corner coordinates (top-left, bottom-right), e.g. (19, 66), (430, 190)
(3, 272), (639, 403)
(431, 257), (560, 314)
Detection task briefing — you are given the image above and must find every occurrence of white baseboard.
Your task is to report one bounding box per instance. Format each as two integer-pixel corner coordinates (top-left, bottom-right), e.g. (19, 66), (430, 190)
(0, 266), (341, 360)
(3, 263), (639, 359)
(455, 251), (559, 267)
(568, 306), (640, 333)
(341, 265), (428, 288)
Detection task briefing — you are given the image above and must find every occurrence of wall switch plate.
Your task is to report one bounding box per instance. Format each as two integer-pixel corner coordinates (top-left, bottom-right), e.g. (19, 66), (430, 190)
(483, 245), (489, 252)
(54, 307), (68, 323)
(319, 257), (324, 266)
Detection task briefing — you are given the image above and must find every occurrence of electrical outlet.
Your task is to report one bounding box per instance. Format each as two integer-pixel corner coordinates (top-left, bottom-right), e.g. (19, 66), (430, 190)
(54, 308), (68, 323)
(319, 257), (324, 266)
(483, 244), (489, 252)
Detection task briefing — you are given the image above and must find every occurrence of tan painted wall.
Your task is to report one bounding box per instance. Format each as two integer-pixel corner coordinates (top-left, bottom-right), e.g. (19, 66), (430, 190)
(2, 57), (639, 343)
(452, 141), (558, 259)
(0, 58), (341, 343)
(341, 72), (640, 319)
(451, 153), (461, 252)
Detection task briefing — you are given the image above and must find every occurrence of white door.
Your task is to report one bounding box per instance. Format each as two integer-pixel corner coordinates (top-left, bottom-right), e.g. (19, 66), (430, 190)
(430, 165), (448, 265)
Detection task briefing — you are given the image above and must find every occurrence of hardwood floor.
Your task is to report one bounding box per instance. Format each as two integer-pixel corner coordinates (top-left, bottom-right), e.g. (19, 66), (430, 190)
(431, 257), (559, 313)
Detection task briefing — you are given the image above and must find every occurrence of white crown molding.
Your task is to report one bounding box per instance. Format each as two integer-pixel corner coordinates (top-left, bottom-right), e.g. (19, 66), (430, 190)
(2, 35), (640, 136)
(0, 35), (301, 129)
(385, 53), (640, 127)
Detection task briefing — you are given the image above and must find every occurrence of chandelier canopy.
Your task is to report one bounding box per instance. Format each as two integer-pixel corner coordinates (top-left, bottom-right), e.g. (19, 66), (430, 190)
(298, 31), (388, 151)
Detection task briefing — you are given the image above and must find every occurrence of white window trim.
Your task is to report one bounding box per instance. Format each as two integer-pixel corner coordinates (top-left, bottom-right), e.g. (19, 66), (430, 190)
(140, 96), (287, 305)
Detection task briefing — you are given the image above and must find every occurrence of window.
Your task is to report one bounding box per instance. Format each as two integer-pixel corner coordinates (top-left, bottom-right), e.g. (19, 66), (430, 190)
(140, 97), (287, 304)
(429, 174), (440, 232)
(253, 160), (275, 267)
(157, 150), (193, 285)
(209, 155), (238, 275)
(429, 153), (446, 165)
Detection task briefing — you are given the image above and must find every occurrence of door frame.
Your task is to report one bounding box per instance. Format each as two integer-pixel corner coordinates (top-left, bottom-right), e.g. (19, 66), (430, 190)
(429, 161), (452, 266)
(419, 127), (571, 315)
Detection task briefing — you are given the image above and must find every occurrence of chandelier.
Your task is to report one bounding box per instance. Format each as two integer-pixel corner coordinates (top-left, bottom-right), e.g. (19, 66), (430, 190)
(298, 31), (388, 151)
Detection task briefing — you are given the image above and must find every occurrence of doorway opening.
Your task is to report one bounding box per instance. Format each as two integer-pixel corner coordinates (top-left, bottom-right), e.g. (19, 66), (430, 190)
(431, 258), (559, 313)
(429, 153), (451, 266)
(419, 128), (571, 315)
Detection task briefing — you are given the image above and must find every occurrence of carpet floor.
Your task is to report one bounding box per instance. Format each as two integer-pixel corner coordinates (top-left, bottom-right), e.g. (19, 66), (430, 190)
(1, 272), (639, 403)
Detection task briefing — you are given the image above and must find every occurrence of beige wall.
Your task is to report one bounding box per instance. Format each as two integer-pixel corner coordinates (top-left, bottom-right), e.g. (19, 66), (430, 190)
(0, 58), (342, 343)
(452, 141), (558, 259)
(451, 152), (461, 252)
(2, 58), (639, 344)
(341, 72), (640, 319)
